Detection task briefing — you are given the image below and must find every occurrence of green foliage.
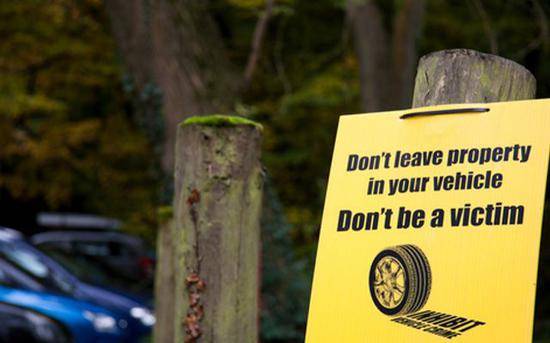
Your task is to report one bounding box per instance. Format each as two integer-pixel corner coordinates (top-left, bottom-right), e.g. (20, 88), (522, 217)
(420, 0), (549, 67)
(157, 206), (174, 223)
(260, 178), (310, 342)
(258, 57), (360, 256)
(0, 0), (158, 241)
(227, 0), (268, 9)
(234, 0), (355, 256)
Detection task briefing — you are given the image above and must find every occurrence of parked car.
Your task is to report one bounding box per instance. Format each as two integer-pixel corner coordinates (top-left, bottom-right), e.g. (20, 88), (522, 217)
(29, 248), (147, 301)
(31, 230), (155, 289)
(0, 286), (127, 342)
(0, 301), (70, 343)
(0, 227), (154, 341)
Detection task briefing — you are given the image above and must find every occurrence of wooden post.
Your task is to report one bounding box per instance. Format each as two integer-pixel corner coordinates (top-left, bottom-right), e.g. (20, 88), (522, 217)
(154, 207), (175, 343)
(410, 47), (539, 336)
(412, 49), (536, 107)
(170, 115), (263, 343)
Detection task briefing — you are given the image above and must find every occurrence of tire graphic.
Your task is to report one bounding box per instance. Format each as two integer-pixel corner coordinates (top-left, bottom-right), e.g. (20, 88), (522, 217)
(369, 245), (431, 316)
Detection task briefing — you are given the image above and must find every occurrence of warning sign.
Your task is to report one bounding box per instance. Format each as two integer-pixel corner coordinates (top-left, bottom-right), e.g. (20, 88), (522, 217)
(305, 100), (550, 342)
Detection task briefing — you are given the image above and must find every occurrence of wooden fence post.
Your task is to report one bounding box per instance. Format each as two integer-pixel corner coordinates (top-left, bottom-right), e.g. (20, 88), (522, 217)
(154, 207), (175, 342)
(169, 115), (263, 343)
(410, 47), (538, 335)
(412, 49), (536, 107)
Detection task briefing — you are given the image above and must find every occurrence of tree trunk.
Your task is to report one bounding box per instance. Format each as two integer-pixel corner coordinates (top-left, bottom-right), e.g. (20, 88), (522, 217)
(412, 49), (536, 107)
(347, 1), (390, 112)
(173, 117), (263, 342)
(392, 0), (425, 108)
(347, 0), (424, 111)
(104, 0), (238, 172)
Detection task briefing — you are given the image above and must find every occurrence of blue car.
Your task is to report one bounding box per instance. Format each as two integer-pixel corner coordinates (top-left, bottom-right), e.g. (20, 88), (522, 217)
(0, 286), (126, 342)
(0, 227), (154, 342)
(0, 301), (71, 342)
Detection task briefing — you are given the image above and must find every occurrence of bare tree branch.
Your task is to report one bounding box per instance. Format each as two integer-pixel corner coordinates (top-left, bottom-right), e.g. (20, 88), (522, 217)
(470, 0), (498, 54)
(243, 0), (275, 89)
(514, 0), (549, 59)
(274, 14), (291, 95)
(533, 0), (549, 51)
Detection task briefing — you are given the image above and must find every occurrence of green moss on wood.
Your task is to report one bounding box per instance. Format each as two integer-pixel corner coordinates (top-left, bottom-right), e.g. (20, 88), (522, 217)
(180, 114), (263, 130)
(157, 206), (174, 223)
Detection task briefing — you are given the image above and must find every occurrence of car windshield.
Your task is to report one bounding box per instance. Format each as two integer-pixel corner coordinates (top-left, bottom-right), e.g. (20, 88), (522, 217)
(0, 239), (77, 294)
(39, 246), (152, 299)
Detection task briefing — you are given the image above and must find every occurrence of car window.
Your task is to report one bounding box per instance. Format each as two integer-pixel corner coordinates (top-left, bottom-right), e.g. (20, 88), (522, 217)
(73, 241), (135, 257)
(108, 241), (133, 257)
(0, 267), (13, 286)
(0, 240), (76, 294)
(6, 249), (48, 277)
(0, 259), (44, 292)
(73, 242), (110, 256)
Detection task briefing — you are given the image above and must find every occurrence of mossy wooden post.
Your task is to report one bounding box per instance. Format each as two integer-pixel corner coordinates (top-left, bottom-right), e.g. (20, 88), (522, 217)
(154, 206), (175, 342)
(412, 49), (536, 107)
(172, 115), (263, 343)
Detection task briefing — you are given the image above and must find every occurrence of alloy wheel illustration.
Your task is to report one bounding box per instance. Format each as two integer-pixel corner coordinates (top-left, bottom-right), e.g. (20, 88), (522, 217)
(369, 245), (431, 316)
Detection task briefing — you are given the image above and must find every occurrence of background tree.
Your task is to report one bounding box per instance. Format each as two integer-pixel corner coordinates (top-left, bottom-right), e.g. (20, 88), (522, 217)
(103, 0), (270, 174)
(347, 0), (424, 111)
(0, 0), (158, 238)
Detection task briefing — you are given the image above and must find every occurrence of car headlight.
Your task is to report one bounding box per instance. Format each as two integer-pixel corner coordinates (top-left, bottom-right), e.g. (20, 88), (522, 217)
(130, 307), (156, 326)
(83, 311), (118, 333)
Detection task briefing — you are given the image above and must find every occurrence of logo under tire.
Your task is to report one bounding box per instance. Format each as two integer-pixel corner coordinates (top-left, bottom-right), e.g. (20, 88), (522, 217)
(369, 245), (431, 316)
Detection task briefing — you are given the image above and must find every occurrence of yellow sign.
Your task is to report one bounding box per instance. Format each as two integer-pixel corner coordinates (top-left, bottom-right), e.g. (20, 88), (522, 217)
(306, 100), (550, 342)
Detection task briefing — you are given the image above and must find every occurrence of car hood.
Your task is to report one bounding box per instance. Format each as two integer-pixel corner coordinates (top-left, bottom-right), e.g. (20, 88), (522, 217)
(73, 282), (153, 335)
(0, 285), (113, 318)
(74, 282), (145, 313)
(0, 286), (125, 342)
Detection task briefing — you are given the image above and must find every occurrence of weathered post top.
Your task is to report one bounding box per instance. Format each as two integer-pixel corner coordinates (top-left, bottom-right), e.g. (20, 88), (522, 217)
(413, 49), (536, 107)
